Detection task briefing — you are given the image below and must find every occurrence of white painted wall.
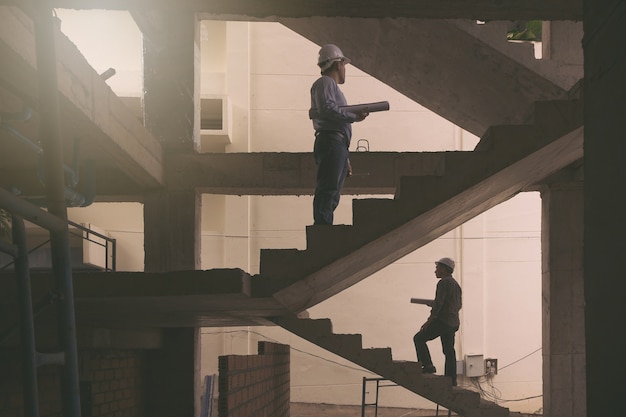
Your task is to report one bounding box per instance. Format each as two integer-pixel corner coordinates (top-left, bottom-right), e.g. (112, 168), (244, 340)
(57, 11), (544, 414)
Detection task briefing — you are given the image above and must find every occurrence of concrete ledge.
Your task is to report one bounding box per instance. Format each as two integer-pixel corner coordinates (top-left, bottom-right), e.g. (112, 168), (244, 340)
(167, 151), (445, 195)
(51, 0), (583, 21)
(0, 6), (163, 195)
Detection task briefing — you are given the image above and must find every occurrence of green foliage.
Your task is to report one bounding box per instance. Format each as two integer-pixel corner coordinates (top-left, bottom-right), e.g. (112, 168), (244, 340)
(507, 20), (542, 42)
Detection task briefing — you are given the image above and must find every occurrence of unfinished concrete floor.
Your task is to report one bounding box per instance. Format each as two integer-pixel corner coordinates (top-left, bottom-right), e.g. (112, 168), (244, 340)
(291, 402), (460, 416)
(290, 402), (543, 416)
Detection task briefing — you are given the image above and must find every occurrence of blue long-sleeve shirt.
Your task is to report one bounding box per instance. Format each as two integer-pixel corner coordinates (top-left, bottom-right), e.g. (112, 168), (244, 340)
(309, 75), (356, 144)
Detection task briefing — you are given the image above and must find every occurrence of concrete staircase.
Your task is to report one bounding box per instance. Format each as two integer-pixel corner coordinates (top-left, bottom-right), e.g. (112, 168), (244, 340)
(253, 97), (583, 313)
(254, 93), (582, 417)
(273, 315), (526, 417)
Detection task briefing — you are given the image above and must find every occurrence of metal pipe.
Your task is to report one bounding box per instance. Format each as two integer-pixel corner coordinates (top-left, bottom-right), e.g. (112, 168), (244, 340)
(0, 290), (61, 346)
(12, 215), (40, 417)
(0, 125), (81, 188)
(37, 160), (80, 195)
(0, 124), (43, 155)
(0, 107), (33, 123)
(111, 236), (117, 271)
(361, 376), (366, 417)
(33, 3), (82, 417)
(0, 188), (66, 232)
(0, 239), (18, 257)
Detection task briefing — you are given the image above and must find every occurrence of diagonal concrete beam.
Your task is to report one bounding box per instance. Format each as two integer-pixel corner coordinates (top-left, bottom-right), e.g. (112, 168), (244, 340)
(280, 17), (567, 137)
(270, 126), (583, 312)
(46, 0), (582, 21)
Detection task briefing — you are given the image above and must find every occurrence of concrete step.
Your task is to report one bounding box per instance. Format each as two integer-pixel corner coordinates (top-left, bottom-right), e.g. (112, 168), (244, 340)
(475, 98), (583, 152)
(259, 96), (583, 311)
(353, 347), (393, 370)
(474, 124), (534, 152)
(274, 316), (512, 417)
(272, 316), (333, 339)
(531, 99), (583, 138)
(315, 333), (363, 356)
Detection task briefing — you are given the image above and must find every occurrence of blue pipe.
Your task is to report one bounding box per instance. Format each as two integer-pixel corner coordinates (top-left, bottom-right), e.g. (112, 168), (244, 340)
(12, 215), (40, 417)
(1, 123), (94, 207)
(1, 123), (80, 187)
(0, 124), (43, 155)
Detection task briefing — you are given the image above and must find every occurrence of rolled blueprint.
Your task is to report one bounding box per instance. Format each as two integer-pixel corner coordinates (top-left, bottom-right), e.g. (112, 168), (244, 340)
(340, 101), (390, 113)
(410, 298), (434, 306)
(309, 101), (390, 119)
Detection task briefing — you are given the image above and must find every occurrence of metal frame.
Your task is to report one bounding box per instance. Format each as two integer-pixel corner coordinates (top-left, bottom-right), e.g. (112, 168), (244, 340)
(0, 2), (83, 416)
(1, 220), (117, 273)
(361, 377), (397, 417)
(361, 376), (453, 417)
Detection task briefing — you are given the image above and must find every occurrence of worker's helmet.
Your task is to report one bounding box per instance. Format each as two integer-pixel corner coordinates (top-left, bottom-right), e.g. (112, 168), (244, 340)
(317, 44), (351, 72)
(435, 257), (455, 272)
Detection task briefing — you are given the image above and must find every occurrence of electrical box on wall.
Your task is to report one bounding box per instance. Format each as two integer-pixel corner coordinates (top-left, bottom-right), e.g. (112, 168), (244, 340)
(465, 354), (484, 377)
(456, 360), (464, 375)
(485, 358), (498, 375)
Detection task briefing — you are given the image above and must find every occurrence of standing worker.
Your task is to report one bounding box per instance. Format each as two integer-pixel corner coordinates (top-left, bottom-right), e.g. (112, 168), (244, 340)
(413, 257), (462, 386)
(309, 44), (368, 225)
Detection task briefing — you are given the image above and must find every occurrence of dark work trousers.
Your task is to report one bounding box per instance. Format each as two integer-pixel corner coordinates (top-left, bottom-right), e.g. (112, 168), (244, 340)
(413, 319), (458, 382)
(313, 131), (349, 225)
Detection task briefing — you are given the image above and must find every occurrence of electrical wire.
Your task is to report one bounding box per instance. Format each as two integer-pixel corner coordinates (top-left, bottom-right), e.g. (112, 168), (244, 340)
(499, 347), (541, 371)
(203, 329), (544, 402)
(463, 347), (543, 404)
(201, 329), (378, 375)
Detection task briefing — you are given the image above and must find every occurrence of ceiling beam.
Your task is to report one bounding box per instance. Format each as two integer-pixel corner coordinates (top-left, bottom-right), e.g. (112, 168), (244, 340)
(47, 0), (582, 21)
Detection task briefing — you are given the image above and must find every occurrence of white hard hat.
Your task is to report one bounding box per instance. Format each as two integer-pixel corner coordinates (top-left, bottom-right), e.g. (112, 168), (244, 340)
(317, 44), (351, 72)
(436, 257), (455, 271)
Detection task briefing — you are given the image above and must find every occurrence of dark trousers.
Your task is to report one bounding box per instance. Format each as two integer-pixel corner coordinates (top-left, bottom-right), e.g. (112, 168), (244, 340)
(313, 131), (349, 225)
(413, 319), (458, 381)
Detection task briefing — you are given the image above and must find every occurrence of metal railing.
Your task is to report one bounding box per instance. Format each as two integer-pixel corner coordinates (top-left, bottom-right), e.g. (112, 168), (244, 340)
(0, 220), (116, 272)
(0, 2), (83, 416)
(361, 376), (453, 417)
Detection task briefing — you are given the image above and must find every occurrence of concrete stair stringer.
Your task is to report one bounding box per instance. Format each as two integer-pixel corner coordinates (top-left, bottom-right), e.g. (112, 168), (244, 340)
(257, 124), (583, 311)
(255, 99), (583, 304)
(450, 19), (584, 91)
(273, 316), (512, 417)
(280, 16), (567, 137)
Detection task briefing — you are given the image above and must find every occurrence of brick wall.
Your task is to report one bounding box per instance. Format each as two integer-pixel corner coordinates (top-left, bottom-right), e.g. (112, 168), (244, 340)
(218, 341), (290, 417)
(81, 350), (145, 417)
(0, 348), (145, 417)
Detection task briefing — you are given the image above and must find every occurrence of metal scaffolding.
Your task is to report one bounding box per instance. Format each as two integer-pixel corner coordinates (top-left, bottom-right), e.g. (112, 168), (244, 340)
(0, 1), (83, 416)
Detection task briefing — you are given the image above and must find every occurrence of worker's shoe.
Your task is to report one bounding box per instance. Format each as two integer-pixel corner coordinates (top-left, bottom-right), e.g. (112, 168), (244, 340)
(421, 365), (436, 374)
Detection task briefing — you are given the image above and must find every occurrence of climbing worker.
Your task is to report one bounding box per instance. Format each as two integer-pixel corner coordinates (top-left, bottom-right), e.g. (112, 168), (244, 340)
(413, 257), (462, 386)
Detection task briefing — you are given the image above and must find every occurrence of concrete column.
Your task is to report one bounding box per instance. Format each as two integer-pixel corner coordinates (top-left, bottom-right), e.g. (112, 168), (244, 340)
(144, 190), (201, 272)
(145, 328), (196, 417)
(583, 2), (626, 415)
(458, 217), (486, 359)
(143, 191), (200, 417)
(139, 10), (201, 269)
(540, 181), (585, 417)
(142, 11), (200, 151)
(223, 22), (252, 271)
